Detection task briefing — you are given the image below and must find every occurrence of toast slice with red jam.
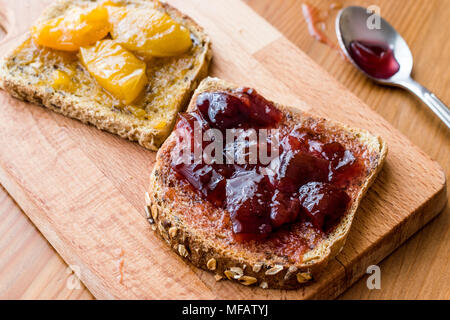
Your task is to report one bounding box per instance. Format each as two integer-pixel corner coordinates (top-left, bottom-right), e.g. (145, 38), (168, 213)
(147, 77), (387, 289)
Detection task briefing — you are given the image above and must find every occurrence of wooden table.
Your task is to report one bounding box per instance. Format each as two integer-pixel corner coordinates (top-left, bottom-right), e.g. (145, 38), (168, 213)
(0, 0), (448, 299)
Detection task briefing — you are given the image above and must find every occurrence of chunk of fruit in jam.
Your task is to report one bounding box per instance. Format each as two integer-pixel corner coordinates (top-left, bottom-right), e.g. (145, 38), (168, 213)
(175, 112), (210, 134)
(196, 90), (282, 130)
(52, 70), (73, 90)
(267, 132), (326, 192)
(197, 92), (243, 130)
(235, 88), (283, 127)
(320, 142), (361, 185)
(270, 190), (301, 228)
(298, 182), (350, 231)
(270, 151), (329, 193)
(173, 163), (227, 207)
(321, 142), (351, 165)
(79, 40), (148, 105)
(172, 112), (210, 161)
(31, 6), (110, 51)
(107, 7), (192, 58)
(277, 129), (362, 187)
(225, 169), (272, 236)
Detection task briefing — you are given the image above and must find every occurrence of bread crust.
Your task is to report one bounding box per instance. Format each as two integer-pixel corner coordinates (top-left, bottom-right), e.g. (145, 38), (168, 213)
(0, 0), (212, 150)
(147, 77), (388, 289)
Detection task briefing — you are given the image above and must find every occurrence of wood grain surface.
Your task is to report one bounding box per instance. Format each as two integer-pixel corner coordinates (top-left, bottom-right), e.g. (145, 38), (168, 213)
(0, 0), (448, 299)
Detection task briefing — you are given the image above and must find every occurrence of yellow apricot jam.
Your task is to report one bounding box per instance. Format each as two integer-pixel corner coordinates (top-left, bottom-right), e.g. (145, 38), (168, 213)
(7, 35), (204, 121)
(107, 6), (192, 58)
(80, 40), (148, 105)
(9, 2), (205, 124)
(31, 6), (110, 51)
(52, 69), (73, 90)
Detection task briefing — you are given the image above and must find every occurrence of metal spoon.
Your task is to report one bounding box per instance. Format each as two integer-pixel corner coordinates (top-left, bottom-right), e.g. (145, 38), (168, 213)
(336, 6), (450, 128)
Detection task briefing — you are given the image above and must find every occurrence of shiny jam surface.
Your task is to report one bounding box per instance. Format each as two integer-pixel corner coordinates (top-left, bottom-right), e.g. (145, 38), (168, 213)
(107, 6), (192, 58)
(31, 6), (111, 52)
(79, 40), (148, 105)
(349, 40), (400, 79)
(170, 89), (365, 242)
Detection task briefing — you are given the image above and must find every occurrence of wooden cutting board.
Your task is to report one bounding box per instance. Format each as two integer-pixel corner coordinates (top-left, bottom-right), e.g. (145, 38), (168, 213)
(0, 0), (446, 299)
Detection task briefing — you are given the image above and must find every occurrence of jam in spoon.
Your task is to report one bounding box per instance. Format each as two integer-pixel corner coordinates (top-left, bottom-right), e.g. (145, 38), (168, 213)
(336, 6), (450, 128)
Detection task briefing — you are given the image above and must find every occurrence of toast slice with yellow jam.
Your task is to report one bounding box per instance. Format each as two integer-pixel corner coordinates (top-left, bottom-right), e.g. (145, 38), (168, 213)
(0, 0), (211, 150)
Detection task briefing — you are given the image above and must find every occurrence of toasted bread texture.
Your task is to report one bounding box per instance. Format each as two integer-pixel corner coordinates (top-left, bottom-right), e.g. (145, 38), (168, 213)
(0, 0), (212, 150)
(147, 77), (387, 289)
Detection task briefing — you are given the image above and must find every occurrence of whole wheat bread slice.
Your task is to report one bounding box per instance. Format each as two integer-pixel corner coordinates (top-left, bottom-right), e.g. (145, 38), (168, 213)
(0, 0), (212, 150)
(147, 77), (387, 289)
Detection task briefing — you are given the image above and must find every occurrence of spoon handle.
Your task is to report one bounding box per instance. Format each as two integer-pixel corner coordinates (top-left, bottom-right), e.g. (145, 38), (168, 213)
(397, 78), (450, 129)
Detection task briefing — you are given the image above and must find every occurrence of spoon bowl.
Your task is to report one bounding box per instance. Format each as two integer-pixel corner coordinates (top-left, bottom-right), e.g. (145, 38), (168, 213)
(336, 6), (449, 128)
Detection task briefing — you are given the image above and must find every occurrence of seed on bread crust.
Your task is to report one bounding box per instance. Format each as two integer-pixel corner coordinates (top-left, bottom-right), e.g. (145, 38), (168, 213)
(168, 226), (178, 238)
(260, 281), (268, 289)
(145, 192), (151, 207)
(214, 274), (223, 281)
(252, 262), (263, 273)
(159, 221), (167, 232)
(297, 272), (312, 283)
(284, 265), (298, 280)
(150, 204), (159, 220)
(207, 258), (216, 271)
(224, 270), (234, 280)
(144, 206), (151, 219)
(238, 276), (257, 286)
(178, 244), (188, 257)
(145, 207), (155, 225)
(229, 267), (244, 279)
(302, 253), (320, 263)
(265, 265), (284, 275)
(160, 224), (170, 242)
(224, 267), (243, 280)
